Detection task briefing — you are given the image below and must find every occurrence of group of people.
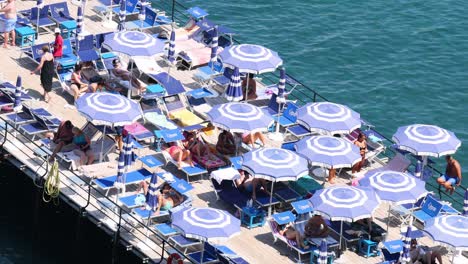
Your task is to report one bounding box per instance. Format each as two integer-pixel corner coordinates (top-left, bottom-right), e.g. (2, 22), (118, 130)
(46, 120), (94, 166)
(137, 181), (183, 216)
(279, 214), (329, 249)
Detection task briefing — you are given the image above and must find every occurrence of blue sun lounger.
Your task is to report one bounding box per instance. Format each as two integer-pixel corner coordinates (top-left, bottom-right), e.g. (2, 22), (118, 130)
(21, 43), (51, 64)
(187, 242), (219, 264)
(169, 235), (201, 254)
(215, 245), (250, 264)
(5, 104), (52, 125)
(56, 38), (78, 70)
(77, 35), (100, 63)
(49, 2), (75, 24)
(112, 0), (139, 16)
(94, 168), (152, 195)
(29, 6), (55, 33)
(148, 72), (186, 96)
(125, 7), (157, 30)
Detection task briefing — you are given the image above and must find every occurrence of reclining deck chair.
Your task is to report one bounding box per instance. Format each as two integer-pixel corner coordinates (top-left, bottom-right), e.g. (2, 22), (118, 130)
(215, 244), (250, 264)
(125, 7), (158, 30)
(94, 168), (152, 195)
(49, 2), (75, 24)
(29, 6), (55, 34)
(412, 195), (443, 226)
(20, 43), (51, 64)
(187, 241), (219, 264)
(112, 0), (139, 16)
(77, 35), (100, 63)
(56, 38), (78, 70)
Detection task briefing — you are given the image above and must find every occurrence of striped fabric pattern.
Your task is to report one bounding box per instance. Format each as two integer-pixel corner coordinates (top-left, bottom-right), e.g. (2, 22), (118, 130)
(117, 0), (126, 31)
(13, 76), (22, 112)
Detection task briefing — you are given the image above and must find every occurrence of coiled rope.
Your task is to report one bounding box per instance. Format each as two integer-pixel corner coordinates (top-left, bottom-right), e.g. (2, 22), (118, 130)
(43, 160), (60, 203)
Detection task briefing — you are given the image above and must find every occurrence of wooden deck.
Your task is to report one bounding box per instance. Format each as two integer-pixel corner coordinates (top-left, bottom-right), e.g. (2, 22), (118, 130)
(0, 1), (463, 263)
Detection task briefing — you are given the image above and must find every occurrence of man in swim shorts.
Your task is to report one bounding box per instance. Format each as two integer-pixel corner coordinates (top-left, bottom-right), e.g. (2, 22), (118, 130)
(0, 0), (17, 48)
(437, 155), (462, 195)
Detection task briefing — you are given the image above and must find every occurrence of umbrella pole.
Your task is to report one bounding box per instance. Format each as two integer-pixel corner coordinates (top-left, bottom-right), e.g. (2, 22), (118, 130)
(268, 182), (275, 217)
(386, 203), (391, 235)
(100, 126), (106, 162)
(201, 241), (205, 264)
(339, 221), (343, 251)
(244, 76), (250, 102)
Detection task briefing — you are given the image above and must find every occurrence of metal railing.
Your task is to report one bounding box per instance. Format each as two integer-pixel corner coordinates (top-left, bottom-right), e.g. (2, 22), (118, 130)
(0, 116), (194, 264)
(150, 0), (467, 211)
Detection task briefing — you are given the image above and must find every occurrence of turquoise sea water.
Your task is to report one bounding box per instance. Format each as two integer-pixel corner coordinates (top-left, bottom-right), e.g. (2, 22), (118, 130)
(186, 0), (467, 183)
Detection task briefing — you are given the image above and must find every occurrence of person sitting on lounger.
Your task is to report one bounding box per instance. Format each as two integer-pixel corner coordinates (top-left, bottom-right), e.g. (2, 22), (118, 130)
(437, 155), (462, 195)
(70, 63), (89, 101)
(241, 73), (257, 101)
(111, 59), (146, 93)
(242, 131), (266, 149)
(279, 222), (309, 249)
(165, 143), (194, 169)
(304, 215), (329, 238)
(216, 129), (236, 155)
(235, 170), (269, 201)
(183, 130), (209, 157)
(72, 127), (94, 166)
(45, 120), (75, 162)
(409, 239), (443, 264)
(137, 182), (183, 215)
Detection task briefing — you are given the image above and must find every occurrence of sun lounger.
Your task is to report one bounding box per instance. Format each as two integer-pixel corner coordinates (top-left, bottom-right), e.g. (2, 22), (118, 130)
(94, 168), (152, 195)
(193, 61), (224, 84)
(29, 6), (55, 33)
(49, 2), (75, 24)
(274, 186), (301, 203)
(144, 110), (178, 130)
(160, 93), (205, 127)
(123, 122), (154, 143)
(268, 217), (314, 263)
(20, 43), (51, 64)
(187, 242), (219, 264)
(112, 0), (139, 16)
(125, 7), (157, 30)
(192, 152), (226, 170)
(154, 223), (178, 239)
(77, 35), (100, 63)
(169, 234), (201, 254)
(289, 175), (323, 196)
(215, 245), (250, 264)
(56, 38), (78, 70)
(132, 55), (164, 78)
(412, 195), (444, 226)
(161, 150), (207, 182)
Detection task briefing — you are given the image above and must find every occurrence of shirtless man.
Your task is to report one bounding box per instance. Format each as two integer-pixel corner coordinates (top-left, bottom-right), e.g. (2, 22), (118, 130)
(0, 0), (17, 48)
(437, 155), (462, 194)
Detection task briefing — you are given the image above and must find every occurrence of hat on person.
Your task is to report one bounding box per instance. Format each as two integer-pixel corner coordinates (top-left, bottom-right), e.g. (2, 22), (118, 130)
(54, 28), (61, 34)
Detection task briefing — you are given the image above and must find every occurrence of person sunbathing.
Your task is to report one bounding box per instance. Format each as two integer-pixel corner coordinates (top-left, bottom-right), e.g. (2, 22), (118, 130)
(137, 182), (183, 215)
(70, 63), (89, 101)
(409, 239), (443, 264)
(242, 131), (266, 149)
(304, 215), (329, 238)
(216, 129), (236, 155)
(235, 170), (269, 201)
(165, 143), (194, 169)
(72, 127), (94, 166)
(111, 59), (146, 93)
(279, 223), (309, 249)
(183, 131), (209, 157)
(45, 120), (75, 162)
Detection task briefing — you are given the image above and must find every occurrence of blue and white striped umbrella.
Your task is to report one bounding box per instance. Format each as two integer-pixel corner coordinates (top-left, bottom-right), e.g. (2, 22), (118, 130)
(464, 188), (468, 216)
(225, 67), (243, 102)
(145, 172), (158, 211)
(318, 238), (328, 264)
(171, 207), (241, 241)
(399, 221), (413, 263)
(138, 0), (146, 21)
(210, 26), (218, 65)
(219, 44), (283, 74)
(168, 27), (176, 65)
(103, 31), (165, 57)
(75, 93), (143, 126)
(13, 76), (22, 112)
(76, 6), (84, 41)
(309, 186), (381, 222)
(117, 0), (126, 31)
(36, 0), (43, 8)
(360, 170), (429, 205)
(424, 215), (468, 250)
(392, 124), (461, 158)
(115, 134), (136, 189)
(295, 135), (361, 169)
(277, 67), (286, 98)
(206, 102), (274, 133)
(297, 102), (361, 134)
(242, 148), (309, 182)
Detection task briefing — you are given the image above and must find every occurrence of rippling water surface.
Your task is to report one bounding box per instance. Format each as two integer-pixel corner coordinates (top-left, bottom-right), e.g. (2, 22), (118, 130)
(187, 0), (468, 179)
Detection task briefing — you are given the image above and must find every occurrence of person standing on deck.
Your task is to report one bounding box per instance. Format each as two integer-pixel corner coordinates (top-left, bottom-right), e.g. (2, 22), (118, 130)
(30, 45), (54, 103)
(52, 28), (63, 59)
(437, 155), (462, 195)
(0, 0), (17, 48)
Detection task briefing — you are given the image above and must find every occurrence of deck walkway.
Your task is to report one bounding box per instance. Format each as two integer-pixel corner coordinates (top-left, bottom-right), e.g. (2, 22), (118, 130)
(0, 1), (463, 263)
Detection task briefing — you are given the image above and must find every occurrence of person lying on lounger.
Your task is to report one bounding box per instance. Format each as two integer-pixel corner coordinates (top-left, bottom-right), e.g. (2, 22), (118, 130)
(279, 223), (309, 249)
(409, 239), (443, 264)
(216, 129), (236, 155)
(235, 170), (270, 201)
(111, 59), (146, 93)
(137, 182), (183, 215)
(183, 130), (209, 157)
(241, 131), (266, 149)
(164, 143), (194, 169)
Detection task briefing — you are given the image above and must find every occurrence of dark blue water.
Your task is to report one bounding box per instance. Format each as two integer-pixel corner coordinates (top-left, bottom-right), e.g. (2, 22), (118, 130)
(184, 0), (468, 182)
(0, 161), (141, 263)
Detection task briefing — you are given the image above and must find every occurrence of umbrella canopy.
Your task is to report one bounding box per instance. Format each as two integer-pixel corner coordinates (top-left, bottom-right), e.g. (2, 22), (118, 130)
(360, 170), (429, 205)
(399, 222), (413, 263)
(117, 0), (126, 31)
(219, 44), (283, 74)
(145, 172), (158, 211)
(103, 31), (165, 57)
(168, 27), (176, 65)
(210, 26), (218, 65)
(464, 188), (468, 216)
(171, 207), (240, 241)
(115, 134), (136, 188)
(318, 239), (328, 264)
(13, 76), (22, 112)
(297, 102), (361, 134)
(423, 215), (468, 250)
(75, 92), (143, 126)
(392, 124), (461, 157)
(225, 67), (243, 102)
(295, 135), (361, 169)
(309, 186), (381, 222)
(206, 102), (274, 133)
(241, 148), (309, 182)
(76, 5), (84, 40)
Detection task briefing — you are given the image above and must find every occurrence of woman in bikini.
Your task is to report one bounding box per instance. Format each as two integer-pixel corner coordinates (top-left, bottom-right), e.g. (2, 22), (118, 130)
(72, 127), (94, 166)
(279, 223), (309, 249)
(352, 132), (367, 174)
(183, 131), (209, 157)
(165, 143), (194, 169)
(70, 63), (89, 101)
